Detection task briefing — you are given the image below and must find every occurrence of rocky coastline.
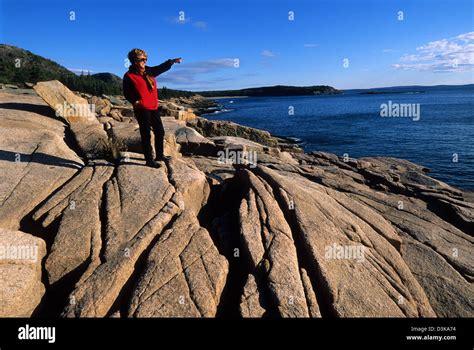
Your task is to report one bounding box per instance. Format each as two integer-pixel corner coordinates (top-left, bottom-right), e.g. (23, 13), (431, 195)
(0, 81), (472, 318)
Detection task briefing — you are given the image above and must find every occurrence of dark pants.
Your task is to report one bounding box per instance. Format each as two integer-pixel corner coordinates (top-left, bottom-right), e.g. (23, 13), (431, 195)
(134, 108), (165, 161)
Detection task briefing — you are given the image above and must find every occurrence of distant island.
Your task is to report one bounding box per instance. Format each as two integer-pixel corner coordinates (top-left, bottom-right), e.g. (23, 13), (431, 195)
(347, 84), (474, 95)
(359, 91), (425, 95)
(197, 85), (341, 97)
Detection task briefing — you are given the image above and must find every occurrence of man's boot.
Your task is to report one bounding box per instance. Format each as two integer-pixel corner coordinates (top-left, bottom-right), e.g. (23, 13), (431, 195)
(146, 159), (162, 168)
(156, 155), (172, 162)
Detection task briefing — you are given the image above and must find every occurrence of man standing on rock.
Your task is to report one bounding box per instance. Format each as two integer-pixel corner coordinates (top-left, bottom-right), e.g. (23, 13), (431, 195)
(123, 48), (182, 168)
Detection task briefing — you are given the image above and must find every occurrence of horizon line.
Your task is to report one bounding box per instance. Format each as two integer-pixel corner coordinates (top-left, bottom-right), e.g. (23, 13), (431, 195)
(182, 82), (474, 93)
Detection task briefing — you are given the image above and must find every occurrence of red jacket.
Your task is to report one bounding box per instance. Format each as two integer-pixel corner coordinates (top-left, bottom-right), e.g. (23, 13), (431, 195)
(123, 60), (173, 110)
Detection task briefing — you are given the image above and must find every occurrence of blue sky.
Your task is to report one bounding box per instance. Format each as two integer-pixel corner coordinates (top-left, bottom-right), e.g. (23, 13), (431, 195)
(1, 0), (473, 90)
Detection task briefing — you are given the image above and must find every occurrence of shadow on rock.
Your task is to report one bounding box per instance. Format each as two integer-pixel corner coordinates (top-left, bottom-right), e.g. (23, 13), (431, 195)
(0, 149), (83, 169)
(0, 102), (57, 119)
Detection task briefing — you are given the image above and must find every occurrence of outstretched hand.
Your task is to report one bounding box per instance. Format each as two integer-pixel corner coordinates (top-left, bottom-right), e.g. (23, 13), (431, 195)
(172, 58), (182, 64)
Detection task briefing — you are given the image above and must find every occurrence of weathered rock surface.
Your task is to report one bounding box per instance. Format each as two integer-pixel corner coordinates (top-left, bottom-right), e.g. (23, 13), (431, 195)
(88, 96), (112, 117)
(212, 136), (265, 153)
(106, 118), (182, 158)
(238, 169), (310, 317)
(1, 87), (472, 318)
(168, 95), (217, 116)
(239, 274), (266, 317)
(187, 155), (236, 184)
(34, 80), (96, 123)
(107, 116), (215, 159)
(69, 121), (110, 159)
(128, 210), (228, 317)
(188, 117), (279, 147)
(24, 149), (210, 318)
(34, 80), (111, 159)
(33, 161), (114, 284)
(63, 196), (182, 317)
(236, 165), (435, 317)
(0, 91), (83, 230)
(175, 126), (216, 156)
(159, 100), (198, 121)
(259, 152), (474, 317)
(166, 156), (211, 215)
(61, 160), (182, 317)
(0, 228), (47, 317)
(300, 267), (322, 317)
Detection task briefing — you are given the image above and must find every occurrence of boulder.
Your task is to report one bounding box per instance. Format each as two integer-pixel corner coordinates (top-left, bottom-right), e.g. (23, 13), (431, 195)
(160, 102), (177, 114)
(163, 133), (181, 158)
(88, 96), (112, 116)
(188, 117), (279, 147)
(107, 122), (140, 152)
(107, 107), (134, 122)
(158, 101), (181, 118)
(186, 155), (236, 184)
(97, 116), (114, 124)
(0, 228), (47, 317)
(102, 94), (130, 107)
(162, 116), (187, 133)
(33, 80), (114, 160)
(175, 127), (217, 156)
(34, 80), (96, 123)
(177, 109), (198, 122)
(108, 109), (123, 122)
(166, 156), (210, 215)
(211, 136), (265, 153)
(69, 122), (110, 159)
(108, 121), (181, 158)
(159, 101), (197, 121)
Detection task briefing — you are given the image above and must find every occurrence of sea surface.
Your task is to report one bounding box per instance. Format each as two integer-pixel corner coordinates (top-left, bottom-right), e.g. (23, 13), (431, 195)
(203, 86), (474, 190)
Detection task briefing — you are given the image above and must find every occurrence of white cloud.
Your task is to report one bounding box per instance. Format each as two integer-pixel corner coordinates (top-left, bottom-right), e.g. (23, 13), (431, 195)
(382, 48), (397, 53)
(166, 16), (207, 30)
(68, 68), (94, 75)
(261, 50), (276, 57)
(456, 32), (474, 42)
(304, 43), (318, 48)
(167, 16), (191, 24)
(193, 21), (207, 29)
(159, 58), (236, 87)
(392, 31), (474, 72)
(178, 58), (236, 73)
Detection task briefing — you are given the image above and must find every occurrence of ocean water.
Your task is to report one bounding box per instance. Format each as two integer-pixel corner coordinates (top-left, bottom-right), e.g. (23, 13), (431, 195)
(203, 87), (474, 190)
